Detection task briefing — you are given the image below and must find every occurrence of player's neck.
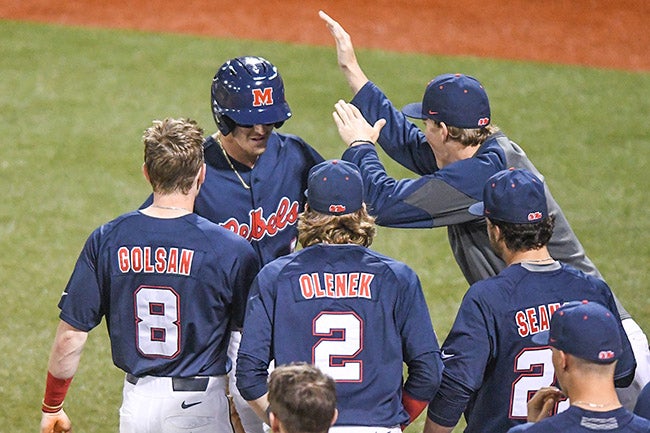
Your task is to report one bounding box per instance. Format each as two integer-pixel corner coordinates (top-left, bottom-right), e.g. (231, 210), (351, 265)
(566, 382), (621, 412)
(506, 247), (554, 266)
(142, 193), (194, 218)
(217, 132), (259, 168)
(558, 363), (621, 412)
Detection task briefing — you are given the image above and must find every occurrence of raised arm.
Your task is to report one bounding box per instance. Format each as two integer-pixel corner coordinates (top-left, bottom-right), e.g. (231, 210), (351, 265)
(319, 10), (369, 95)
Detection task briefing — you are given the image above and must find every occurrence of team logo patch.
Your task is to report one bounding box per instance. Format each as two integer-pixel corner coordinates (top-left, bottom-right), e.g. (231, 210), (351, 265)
(329, 204), (346, 213)
(598, 350), (616, 360)
(252, 87), (274, 107)
(477, 117), (490, 126)
(528, 211), (543, 221)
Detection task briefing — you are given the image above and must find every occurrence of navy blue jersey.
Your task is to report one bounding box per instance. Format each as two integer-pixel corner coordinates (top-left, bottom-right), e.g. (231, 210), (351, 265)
(344, 81), (601, 287)
(514, 406), (650, 433)
(236, 243), (443, 427)
(427, 262), (636, 433)
(142, 131), (322, 266)
(197, 132), (322, 265)
(58, 211), (259, 377)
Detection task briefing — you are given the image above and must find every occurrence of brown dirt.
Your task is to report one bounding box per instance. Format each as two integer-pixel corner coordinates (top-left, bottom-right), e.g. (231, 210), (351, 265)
(1, 0), (649, 72)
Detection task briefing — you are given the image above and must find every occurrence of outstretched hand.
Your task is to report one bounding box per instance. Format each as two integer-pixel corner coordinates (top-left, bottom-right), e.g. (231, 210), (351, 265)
(333, 100), (386, 147)
(319, 10), (369, 94)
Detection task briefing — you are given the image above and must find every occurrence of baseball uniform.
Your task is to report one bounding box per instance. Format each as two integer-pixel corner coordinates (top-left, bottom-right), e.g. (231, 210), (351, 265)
(344, 82), (650, 408)
(143, 131), (323, 266)
(427, 261), (636, 433)
(344, 81), (606, 289)
(58, 210), (259, 433)
(236, 243), (443, 428)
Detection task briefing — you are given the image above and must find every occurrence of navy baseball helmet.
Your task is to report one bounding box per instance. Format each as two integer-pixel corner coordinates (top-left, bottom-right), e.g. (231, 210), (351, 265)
(211, 56), (292, 135)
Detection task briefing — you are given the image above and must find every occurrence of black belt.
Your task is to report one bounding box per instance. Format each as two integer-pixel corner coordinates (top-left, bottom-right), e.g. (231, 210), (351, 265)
(126, 373), (209, 391)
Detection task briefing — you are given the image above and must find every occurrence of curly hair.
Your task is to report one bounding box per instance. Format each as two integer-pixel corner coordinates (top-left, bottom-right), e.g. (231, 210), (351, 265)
(438, 121), (500, 148)
(490, 215), (556, 252)
(298, 206), (376, 248)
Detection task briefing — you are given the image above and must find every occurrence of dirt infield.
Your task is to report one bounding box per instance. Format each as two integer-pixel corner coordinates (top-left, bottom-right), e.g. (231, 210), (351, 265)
(2, 0), (648, 71)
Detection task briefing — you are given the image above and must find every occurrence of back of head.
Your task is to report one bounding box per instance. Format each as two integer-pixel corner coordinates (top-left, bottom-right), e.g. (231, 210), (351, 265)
(142, 118), (205, 194)
(268, 363), (337, 433)
(211, 56), (292, 135)
(469, 168), (553, 250)
(299, 160), (375, 247)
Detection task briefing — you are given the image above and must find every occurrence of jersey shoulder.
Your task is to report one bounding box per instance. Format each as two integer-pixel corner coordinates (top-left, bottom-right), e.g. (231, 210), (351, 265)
(271, 131), (324, 163)
(190, 213), (257, 255)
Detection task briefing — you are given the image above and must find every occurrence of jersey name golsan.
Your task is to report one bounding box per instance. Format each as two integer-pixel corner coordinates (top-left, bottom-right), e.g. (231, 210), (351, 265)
(515, 302), (562, 337)
(298, 272), (374, 300)
(220, 197), (299, 241)
(117, 246), (194, 276)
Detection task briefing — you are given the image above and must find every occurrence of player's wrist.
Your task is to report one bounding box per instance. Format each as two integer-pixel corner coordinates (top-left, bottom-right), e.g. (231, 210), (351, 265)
(348, 139), (374, 147)
(41, 401), (64, 415)
(42, 371), (73, 413)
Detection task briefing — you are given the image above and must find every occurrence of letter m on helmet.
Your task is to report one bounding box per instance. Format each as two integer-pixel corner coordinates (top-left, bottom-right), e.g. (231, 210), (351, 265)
(252, 87), (274, 107)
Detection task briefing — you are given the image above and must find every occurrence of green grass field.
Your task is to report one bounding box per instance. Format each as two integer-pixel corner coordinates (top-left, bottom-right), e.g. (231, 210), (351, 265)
(1, 19), (648, 432)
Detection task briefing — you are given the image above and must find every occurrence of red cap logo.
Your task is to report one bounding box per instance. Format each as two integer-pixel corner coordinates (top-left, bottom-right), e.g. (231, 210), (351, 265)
(598, 350), (616, 360)
(329, 204), (346, 213)
(528, 211), (543, 221)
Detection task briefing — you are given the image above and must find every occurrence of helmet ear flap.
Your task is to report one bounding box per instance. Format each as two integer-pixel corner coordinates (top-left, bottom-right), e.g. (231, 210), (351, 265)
(211, 99), (236, 136)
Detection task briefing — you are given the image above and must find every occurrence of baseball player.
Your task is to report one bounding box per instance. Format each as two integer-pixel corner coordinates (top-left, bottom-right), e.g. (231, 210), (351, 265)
(142, 56), (324, 433)
(201, 55), (324, 265)
(40, 118), (259, 433)
(320, 11), (650, 408)
(420, 169), (636, 433)
(236, 159), (444, 432)
(506, 301), (650, 433)
(267, 363), (338, 433)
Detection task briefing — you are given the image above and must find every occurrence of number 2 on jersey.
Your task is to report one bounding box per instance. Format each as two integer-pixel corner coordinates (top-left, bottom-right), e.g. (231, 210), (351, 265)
(312, 312), (363, 382)
(511, 347), (569, 418)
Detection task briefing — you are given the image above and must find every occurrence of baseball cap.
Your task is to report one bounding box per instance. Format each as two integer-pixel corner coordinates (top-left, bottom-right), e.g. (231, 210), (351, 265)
(532, 300), (622, 364)
(306, 160), (363, 216)
(468, 168), (547, 224)
(402, 73), (491, 128)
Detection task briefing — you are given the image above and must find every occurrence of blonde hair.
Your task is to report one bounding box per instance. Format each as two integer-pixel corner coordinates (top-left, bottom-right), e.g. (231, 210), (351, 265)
(143, 118), (204, 194)
(298, 206), (376, 248)
(444, 123), (500, 147)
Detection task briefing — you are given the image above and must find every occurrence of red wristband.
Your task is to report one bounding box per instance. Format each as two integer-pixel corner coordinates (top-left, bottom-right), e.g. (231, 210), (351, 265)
(402, 390), (428, 424)
(42, 371), (73, 413)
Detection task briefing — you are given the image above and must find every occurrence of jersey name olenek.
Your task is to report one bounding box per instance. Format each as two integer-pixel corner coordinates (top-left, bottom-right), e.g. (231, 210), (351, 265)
(220, 196), (299, 241)
(299, 272), (374, 299)
(117, 246), (194, 276)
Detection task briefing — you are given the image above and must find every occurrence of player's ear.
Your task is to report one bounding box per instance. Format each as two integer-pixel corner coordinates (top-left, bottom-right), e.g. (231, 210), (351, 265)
(142, 163), (151, 183)
(330, 408), (339, 427)
(269, 411), (281, 433)
(439, 121), (449, 141)
(557, 350), (569, 371)
(198, 163), (206, 186)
